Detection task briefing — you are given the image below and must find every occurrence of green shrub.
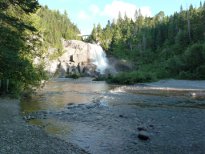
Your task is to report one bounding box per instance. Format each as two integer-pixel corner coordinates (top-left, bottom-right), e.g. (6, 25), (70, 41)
(107, 71), (156, 84)
(178, 71), (193, 79)
(183, 43), (205, 69)
(66, 73), (80, 79)
(196, 65), (205, 79)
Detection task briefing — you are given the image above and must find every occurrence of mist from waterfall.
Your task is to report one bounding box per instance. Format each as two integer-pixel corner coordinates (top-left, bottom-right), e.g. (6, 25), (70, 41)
(88, 44), (108, 74)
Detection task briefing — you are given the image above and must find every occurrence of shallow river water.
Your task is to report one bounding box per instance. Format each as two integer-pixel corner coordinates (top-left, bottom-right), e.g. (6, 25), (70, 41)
(21, 78), (205, 154)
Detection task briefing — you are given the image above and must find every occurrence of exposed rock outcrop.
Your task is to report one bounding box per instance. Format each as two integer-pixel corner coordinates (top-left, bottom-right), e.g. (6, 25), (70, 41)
(41, 40), (108, 77)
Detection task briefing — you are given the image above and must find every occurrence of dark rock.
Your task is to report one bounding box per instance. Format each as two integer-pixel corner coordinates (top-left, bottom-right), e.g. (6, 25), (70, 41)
(149, 124), (154, 128)
(138, 131), (150, 141)
(119, 114), (128, 118)
(119, 115), (124, 118)
(137, 126), (147, 131)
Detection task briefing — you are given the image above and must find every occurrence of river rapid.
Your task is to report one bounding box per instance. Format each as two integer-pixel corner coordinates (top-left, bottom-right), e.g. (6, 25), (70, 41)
(21, 78), (205, 154)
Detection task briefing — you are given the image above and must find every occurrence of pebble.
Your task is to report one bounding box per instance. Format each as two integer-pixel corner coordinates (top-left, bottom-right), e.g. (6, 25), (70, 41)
(119, 114), (128, 118)
(138, 131), (150, 141)
(119, 115), (124, 118)
(149, 124), (154, 128)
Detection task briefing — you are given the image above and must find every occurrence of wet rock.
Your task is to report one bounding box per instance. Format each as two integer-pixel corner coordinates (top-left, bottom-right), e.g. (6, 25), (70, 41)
(138, 131), (150, 141)
(86, 103), (99, 109)
(137, 126), (147, 131)
(119, 115), (124, 118)
(119, 114), (128, 118)
(67, 104), (81, 109)
(67, 102), (75, 106)
(23, 115), (36, 121)
(149, 124), (154, 128)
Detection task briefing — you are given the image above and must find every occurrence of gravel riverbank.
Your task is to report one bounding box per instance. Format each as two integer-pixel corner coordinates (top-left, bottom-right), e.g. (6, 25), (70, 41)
(20, 78), (205, 154)
(0, 98), (88, 154)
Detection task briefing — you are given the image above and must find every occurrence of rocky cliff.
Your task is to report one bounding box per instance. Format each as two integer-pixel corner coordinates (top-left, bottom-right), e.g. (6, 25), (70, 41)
(43, 40), (108, 77)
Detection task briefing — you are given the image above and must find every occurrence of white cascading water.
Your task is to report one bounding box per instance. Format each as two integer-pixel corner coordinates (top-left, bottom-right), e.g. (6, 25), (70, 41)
(40, 40), (109, 76)
(87, 43), (108, 74)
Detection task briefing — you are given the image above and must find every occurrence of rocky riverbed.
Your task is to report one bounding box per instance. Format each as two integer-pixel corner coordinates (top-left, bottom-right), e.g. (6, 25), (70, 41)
(0, 98), (88, 154)
(20, 78), (205, 154)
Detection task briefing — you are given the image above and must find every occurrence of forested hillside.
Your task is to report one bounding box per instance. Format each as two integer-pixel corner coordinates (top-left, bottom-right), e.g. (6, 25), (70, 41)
(89, 2), (205, 83)
(37, 6), (80, 58)
(0, 0), (80, 95)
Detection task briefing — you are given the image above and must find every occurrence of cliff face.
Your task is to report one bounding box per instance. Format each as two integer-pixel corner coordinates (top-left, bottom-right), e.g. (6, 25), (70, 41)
(43, 40), (108, 77)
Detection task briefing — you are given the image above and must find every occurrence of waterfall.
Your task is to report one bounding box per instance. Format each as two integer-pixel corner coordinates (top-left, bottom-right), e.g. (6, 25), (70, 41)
(41, 40), (109, 77)
(88, 43), (108, 74)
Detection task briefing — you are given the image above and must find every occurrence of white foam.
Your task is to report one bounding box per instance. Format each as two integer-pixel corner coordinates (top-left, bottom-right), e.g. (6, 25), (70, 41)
(110, 86), (126, 93)
(88, 44), (108, 74)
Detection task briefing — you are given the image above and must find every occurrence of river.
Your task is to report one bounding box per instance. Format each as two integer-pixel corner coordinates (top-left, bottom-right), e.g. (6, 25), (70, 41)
(21, 78), (205, 154)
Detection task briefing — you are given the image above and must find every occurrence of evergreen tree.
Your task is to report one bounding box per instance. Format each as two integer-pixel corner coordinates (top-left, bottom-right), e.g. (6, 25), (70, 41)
(89, 2), (205, 82)
(37, 6), (80, 59)
(0, 0), (46, 95)
(0, 1), (81, 95)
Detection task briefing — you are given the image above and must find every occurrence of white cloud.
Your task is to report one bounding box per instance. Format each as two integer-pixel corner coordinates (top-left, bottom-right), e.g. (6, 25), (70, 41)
(102, 0), (152, 20)
(78, 10), (90, 20)
(89, 4), (100, 15)
(140, 6), (152, 17)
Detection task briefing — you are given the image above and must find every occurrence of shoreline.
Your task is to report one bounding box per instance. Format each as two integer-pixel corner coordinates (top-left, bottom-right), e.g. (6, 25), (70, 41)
(20, 78), (205, 153)
(0, 98), (88, 154)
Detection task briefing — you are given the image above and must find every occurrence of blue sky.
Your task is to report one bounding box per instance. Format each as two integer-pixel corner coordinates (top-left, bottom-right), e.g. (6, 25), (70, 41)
(38, 0), (203, 35)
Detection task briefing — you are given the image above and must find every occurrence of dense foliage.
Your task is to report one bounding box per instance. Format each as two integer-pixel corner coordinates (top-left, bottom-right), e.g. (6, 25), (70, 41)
(89, 2), (205, 83)
(0, 1), (80, 96)
(0, 0), (45, 96)
(37, 6), (80, 58)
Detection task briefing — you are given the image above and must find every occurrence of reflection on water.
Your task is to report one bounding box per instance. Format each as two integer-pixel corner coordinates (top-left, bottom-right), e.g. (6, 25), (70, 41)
(20, 78), (205, 154)
(21, 78), (205, 114)
(109, 85), (205, 109)
(29, 118), (71, 137)
(21, 78), (113, 113)
(110, 85), (205, 100)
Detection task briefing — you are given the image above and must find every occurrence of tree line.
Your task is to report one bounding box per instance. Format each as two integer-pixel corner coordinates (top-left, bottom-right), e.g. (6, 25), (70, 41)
(89, 2), (205, 83)
(37, 6), (80, 59)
